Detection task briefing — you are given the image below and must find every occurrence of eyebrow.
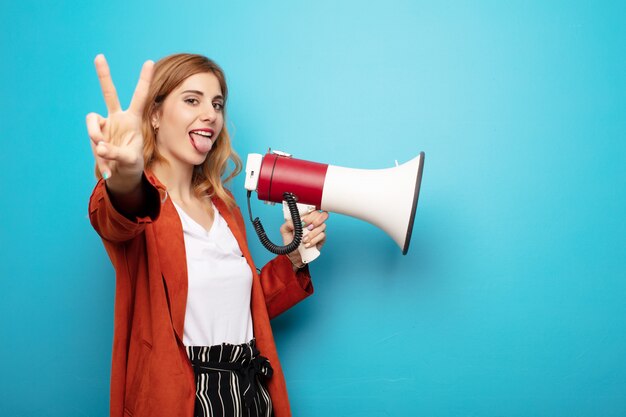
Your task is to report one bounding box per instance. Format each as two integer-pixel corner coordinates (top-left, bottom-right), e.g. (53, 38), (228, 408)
(181, 90), (224, 100)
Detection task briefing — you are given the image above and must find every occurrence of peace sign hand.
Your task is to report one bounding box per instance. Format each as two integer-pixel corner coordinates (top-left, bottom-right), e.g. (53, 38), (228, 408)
(86, 55), (154, 189)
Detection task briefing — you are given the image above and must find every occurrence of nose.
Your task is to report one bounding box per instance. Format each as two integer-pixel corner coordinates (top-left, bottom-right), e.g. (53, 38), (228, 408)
(200, 103), (217, 123)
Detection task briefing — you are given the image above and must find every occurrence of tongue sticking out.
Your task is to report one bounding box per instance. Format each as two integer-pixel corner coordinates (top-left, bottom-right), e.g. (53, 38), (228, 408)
(190, 133), (212, 153)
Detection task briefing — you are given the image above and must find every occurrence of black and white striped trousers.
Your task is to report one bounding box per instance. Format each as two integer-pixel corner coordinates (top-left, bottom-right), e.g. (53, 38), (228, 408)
(186, 340), (274, 417)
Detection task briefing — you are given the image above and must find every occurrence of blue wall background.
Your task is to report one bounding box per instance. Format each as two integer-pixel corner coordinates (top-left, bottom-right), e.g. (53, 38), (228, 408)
(1, 1), (625, 416)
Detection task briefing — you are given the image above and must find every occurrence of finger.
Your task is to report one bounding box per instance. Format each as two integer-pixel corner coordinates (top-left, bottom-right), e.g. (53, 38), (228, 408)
(86, 113), (105, 145)
(305, 232), (326, 249)
(94, 54), (122, 113)
(304, 210), (329, 224)
(303, 223), (326, 243)
(86, 113), (111, 178)
(302, 211), (329, 228)
(89, 140), (111, 179)
(301, 213), (314, 227)
(280, 219), (294, 234)
(95, 141), (140, 166)
(128, 60), (155, 116)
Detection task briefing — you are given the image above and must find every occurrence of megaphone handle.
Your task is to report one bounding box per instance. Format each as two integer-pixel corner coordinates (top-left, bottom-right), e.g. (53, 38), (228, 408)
(298, 229), (321, 264)
(283, 201), (321, 264)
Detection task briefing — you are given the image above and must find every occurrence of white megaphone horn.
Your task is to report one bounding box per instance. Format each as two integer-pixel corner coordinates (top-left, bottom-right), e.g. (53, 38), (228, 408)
(244, 150), (425, 263)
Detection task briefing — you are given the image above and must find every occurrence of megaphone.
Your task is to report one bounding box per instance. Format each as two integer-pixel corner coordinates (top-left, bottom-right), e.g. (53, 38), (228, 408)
(244, 150), (425, 263)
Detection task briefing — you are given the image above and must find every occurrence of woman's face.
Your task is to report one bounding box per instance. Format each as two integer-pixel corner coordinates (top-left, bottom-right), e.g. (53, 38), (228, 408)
(153, 71), (225, 167)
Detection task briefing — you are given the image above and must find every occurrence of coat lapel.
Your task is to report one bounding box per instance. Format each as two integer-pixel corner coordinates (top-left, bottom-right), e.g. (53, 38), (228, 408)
(146, 172), (188, 344)
(212, 196), (254, 263)
(153, 195), (188, 343)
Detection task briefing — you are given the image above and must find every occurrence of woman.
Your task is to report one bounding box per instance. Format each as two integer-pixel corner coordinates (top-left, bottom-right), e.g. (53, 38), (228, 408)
(86, 53), (328, 417)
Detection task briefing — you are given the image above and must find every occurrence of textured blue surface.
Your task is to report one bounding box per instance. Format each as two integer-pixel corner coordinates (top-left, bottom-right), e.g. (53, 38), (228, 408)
(1, 1), (625, 416)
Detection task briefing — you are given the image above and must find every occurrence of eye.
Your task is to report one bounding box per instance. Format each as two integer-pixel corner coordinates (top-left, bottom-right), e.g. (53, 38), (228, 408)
(213, 102), (224, 111)
(184, 97), (200, 105)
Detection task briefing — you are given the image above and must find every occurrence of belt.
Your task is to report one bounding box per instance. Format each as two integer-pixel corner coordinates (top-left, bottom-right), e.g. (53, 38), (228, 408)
(191, 347), (273, 408)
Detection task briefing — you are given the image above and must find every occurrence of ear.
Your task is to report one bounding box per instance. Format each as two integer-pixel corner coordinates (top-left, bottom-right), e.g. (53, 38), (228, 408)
(151, 112), (160, 130)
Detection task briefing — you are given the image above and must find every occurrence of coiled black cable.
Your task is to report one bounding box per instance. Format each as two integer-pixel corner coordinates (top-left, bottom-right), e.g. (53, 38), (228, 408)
(247, 191), (303, 255)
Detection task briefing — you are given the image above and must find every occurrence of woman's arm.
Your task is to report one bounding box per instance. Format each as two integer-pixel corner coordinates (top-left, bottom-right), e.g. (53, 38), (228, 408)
(89, 172), (162, 243)
(86, 55), (159, 241)
(259, 255), (314, 319)
(259, 210), (329, 319)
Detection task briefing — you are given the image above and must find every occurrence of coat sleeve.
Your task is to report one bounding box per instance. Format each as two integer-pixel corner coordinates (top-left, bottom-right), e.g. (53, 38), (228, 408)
(259, 255), (314, 319)
(228, 194), (314, 319)
(88, 173), (162, 243)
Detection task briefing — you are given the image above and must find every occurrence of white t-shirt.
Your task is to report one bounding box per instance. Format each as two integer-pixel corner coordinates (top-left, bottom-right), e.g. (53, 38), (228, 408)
(173, 200), (254, 347)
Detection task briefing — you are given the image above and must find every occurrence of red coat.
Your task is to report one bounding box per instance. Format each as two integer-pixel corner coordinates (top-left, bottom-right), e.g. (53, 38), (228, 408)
(89, 172), (313, 417)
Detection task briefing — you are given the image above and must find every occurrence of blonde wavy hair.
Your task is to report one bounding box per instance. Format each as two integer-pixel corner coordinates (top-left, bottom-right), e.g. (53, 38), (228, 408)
(142, 53), (242, 208)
